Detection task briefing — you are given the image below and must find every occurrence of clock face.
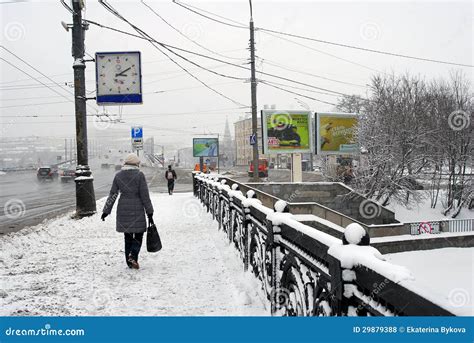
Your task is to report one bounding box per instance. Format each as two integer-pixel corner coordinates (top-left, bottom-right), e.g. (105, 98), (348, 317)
(96, 52), (141, 97)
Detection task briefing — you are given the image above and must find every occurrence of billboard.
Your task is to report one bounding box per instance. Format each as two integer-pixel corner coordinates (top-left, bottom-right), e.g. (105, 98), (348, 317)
(193, 138), (219, 157)
(316, 112), (358, 154)
(261, 110), (312, 154)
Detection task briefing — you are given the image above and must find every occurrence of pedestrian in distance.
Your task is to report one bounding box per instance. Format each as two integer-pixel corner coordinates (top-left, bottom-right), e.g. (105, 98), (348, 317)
(101, 153), (154, 270)
(165, 165), (177, 195)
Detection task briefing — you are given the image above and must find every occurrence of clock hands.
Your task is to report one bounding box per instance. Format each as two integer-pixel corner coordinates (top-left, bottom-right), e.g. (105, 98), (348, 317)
(115, 67), (131, 77)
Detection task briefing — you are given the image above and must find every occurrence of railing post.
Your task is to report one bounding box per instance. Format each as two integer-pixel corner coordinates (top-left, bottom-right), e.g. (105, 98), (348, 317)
(242, 197), (251, 272)
(265, 218), (279, 315)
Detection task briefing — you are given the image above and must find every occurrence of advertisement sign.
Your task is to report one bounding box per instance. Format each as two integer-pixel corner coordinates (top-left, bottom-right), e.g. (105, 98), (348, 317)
(261, 110), (312, 154)
(316, 112), (358, 154)
(193, 138), (219, 157)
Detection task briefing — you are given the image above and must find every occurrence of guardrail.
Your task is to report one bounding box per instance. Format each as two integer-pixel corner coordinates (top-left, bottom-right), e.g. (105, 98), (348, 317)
(193, 173), (454, 316)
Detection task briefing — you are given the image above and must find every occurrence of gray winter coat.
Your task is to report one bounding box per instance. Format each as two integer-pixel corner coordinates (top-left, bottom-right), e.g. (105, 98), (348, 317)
(103, 166), (154, 233)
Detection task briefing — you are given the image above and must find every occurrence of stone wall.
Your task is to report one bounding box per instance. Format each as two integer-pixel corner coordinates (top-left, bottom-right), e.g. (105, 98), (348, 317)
(248, 182), (398, 225)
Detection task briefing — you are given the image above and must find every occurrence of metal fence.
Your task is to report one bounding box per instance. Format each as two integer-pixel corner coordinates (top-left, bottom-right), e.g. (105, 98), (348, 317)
(448, 219), (474, 233)
(193, 173), (454, 317)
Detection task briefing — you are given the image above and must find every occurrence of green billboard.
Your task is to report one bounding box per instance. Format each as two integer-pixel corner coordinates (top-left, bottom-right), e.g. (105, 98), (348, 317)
(261, 110), (312, 154)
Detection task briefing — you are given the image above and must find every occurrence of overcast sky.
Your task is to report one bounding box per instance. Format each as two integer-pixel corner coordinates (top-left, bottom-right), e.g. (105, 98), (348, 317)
(1, 0), (472, 147)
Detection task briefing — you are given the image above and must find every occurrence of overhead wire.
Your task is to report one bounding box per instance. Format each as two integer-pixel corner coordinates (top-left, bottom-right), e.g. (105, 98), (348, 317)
(173, 0), (473, 68)
(140, 0), (246, 61)
(0, 45), (99, 113)
(260, 80), (337, 106)
(85, 20), (356, 97)
(98, 0), (248, 107)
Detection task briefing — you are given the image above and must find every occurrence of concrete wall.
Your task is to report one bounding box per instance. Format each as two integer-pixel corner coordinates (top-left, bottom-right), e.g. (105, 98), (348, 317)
(248, 182), (398, 225)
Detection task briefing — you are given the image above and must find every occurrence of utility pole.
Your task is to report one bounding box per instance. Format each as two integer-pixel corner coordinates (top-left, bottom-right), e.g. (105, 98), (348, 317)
(70, 0), (96, 217)
(249, 0), (260, 181)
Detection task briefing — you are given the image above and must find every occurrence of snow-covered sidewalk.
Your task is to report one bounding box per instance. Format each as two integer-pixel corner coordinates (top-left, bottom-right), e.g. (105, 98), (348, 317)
(0, 193), (268, 316)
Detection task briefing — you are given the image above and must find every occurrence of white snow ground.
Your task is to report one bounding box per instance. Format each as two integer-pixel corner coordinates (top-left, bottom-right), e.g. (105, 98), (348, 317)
(0, 193), (268, 316)
(386, 190), (474, 222)
(386, 248), (474, 316)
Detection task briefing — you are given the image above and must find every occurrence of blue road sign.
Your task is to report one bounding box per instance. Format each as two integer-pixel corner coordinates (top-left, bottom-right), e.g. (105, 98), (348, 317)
(131, 126), (143, 139)
(250, 133), (257, 145)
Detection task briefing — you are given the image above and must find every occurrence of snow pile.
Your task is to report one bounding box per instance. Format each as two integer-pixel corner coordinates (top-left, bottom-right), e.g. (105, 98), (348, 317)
(0, 193), (267, 316)
(242, 197), (262, 209)
(274, 200), (288, 213)
(328, 244), (414, 283)
(343, 223), (367, 245)
(386, 247), (474, 316)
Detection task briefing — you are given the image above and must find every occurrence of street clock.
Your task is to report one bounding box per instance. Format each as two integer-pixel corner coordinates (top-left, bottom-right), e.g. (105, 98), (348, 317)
(95, 51), (143, 105)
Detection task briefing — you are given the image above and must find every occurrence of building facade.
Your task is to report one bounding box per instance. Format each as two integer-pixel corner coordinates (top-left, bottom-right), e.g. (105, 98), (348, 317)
(234, 117), (265, 166)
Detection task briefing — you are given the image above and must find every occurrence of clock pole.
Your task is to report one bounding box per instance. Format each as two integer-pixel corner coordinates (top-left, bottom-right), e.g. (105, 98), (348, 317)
(71, 0), (96, 218)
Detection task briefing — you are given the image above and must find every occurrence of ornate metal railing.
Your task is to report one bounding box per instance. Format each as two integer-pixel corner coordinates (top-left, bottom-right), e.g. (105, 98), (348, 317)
(193, 173), (454, 316)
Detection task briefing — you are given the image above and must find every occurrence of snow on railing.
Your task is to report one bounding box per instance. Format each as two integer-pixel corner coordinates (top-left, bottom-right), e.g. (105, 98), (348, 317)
(192, 173), (455, 317)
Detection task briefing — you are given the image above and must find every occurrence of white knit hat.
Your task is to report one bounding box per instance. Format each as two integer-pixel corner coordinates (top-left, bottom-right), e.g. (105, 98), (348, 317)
(124, 153), (140, 166)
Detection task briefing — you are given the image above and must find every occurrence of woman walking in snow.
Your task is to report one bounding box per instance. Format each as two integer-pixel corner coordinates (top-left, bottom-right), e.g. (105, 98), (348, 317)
(101, 153), (154, 269)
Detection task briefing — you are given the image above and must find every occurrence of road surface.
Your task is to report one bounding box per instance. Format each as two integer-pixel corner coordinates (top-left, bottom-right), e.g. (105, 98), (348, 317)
(0, 164), (321, 234)
(0, 165), (193, 234)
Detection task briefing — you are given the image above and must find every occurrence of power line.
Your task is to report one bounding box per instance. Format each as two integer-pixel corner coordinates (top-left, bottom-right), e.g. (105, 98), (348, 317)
(141, 0), (245, 61)
(172, 0), (247, 29)
(172, 2), (382, 74)
(173, 0), (473, 68)
(0, 100), (71, 109)
(98, 0), (248, 107)
(260, 81), (337, 106)
(146, 1), (369, 87)
(0, 58), (78, 107)
(0, 46), (99, 113)
(0, 106), (249, 118)
(258, 27), (473, 68)
(261, 58), (367, 88)
(260, 31), (385, 75)
(85, 20), (355, 97)
(260, 80), (341, 98)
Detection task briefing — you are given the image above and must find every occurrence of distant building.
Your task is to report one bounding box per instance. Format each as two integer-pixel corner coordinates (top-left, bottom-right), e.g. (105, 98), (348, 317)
(221, 117), (235, 167)
(234, 117), (265, 166)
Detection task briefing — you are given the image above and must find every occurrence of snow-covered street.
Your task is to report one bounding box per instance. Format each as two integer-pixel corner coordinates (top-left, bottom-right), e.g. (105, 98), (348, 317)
(0, 193), (268, 316)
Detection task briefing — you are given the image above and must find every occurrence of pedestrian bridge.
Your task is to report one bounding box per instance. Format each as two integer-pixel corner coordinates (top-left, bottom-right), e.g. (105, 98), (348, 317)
(194, 173), (457, 316)
(0, 174), (461, 316)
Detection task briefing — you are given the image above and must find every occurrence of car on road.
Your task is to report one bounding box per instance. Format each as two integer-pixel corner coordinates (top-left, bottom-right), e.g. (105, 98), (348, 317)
(59, 167), (76, 183)
(37, 167), (58, 181)
(248, 159), (269, 177)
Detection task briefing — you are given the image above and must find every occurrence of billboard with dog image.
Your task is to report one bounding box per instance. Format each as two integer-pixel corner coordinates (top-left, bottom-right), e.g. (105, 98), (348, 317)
(316, 112), (358, 154)
(261, 110), (312, 154)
